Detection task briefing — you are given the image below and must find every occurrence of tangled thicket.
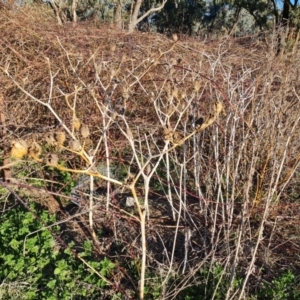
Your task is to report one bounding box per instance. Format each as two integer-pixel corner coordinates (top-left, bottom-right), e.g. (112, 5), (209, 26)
(1, 5), (300, 300)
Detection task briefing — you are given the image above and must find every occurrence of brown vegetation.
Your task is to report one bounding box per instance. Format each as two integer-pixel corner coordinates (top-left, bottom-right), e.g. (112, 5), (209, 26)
(1, 5), (300, 299)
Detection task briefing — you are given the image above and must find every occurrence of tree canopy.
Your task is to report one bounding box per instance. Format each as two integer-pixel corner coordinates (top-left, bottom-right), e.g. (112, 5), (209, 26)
(2, 0), (298, 36)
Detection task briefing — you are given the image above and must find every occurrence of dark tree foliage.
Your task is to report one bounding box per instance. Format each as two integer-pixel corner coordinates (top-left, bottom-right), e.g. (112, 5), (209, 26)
(150, 0), (206, 35)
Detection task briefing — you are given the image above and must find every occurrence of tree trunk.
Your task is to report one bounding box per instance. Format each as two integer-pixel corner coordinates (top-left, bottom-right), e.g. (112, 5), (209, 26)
(282, 0), (290, 27)
(276, 0), (290, 55)
(128, 0), (143, 33)
(229, 6), (242, 36)
(49, 0), (63, 25)
(114, 0), (122, 30)
(128, 0), (168, 33)
(72, 0), (78, 23)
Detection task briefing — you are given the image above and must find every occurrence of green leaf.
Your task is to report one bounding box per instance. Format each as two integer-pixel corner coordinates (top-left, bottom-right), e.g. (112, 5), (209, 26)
(26, 290), (37, 299)
(9, 239), (20, 250)
(47, 279), (56, 289)
(57, 259), (68, 270)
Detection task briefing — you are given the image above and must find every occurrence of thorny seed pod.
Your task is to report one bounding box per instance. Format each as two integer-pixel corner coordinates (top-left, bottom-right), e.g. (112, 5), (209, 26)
(55, 131), (66, 148)
(48, 154), (59, 166)
(72, 117), (81, 131)
(69, 140), (81, 151)
(172, 131), (184, 145)
(10, 139), (28, 159)
(45, 134), (56, 147)
(214, 101), (224, 115)
(28, 141), (42, 160)
(81, 124), (90, 138)
(163, 127), (173, 141)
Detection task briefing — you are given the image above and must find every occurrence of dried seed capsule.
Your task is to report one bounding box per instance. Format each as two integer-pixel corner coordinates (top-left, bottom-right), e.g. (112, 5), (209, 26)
(45, 134), (56, 146)
(55, 131), (66, 148)
(214, 101), (224, 115)
(49, 154), (58, 166)
(69, 140), (81, 151)
(80, 124), (90, 138)
(28, 141), (42, 160)
(72, 117), (81, 131)
(11, 139), (28, 159)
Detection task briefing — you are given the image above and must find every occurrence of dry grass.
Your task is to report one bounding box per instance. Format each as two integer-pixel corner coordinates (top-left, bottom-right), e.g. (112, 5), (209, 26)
(1, 4), (300, 299)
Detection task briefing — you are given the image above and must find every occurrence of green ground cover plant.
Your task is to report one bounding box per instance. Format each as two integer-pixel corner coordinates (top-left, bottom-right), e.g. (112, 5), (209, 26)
(0, 203), (115, 299)
(258, 271), (300, 300)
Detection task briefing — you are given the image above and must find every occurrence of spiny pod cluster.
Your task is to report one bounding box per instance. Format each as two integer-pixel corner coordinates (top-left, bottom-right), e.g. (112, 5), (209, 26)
(163, 101), (225, 146)
(10, 121), (91, 168)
